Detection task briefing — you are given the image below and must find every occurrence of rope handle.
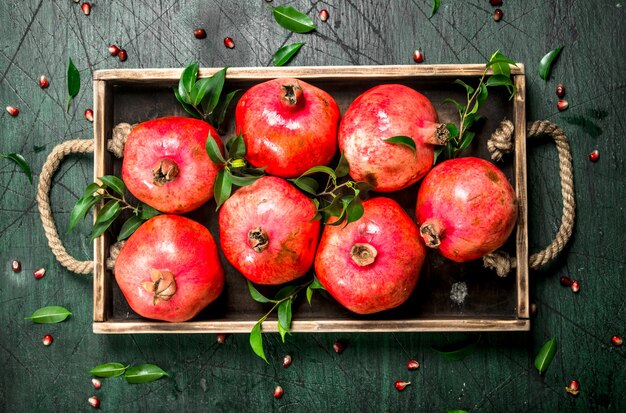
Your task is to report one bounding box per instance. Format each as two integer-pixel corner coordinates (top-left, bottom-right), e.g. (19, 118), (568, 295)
(483, 120), (576, 276)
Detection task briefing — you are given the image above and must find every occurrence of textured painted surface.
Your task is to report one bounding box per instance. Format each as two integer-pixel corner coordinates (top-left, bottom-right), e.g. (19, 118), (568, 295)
(1, 1), (624, 412)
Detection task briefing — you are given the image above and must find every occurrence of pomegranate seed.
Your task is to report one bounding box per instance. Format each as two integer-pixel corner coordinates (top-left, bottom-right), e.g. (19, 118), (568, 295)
(530, 303), (538, 318)
(319, 9), (330, 22)
(570, 280), (580, 293)
(34, 268), (46, 279)
(493, 9), (503, 21)
(559, 276), (573, 287)
(73, 0), (80, 3)
(413, 49), (424, 63)
(118, 49), (128, 62)
(557, 99), (569, 111)
(394, 380), (411, 391)
(6, 106), (19, 116)
(88, 396), (100, 408)
(194, 28), (207, 39)
(84, 109), (94, 122)
(273, 385), (284, 399)
(39, 75), (50, 89)
(216, 333), (227, 344)
(283, 354), (292, 367)
(81, 2), (91, 15)
(406, 359), (420, 370)
(333, 340), (346, 354)
(11, 259), (22, 273)
(108, 44), (120, 56)
(611, 335), (623, 347)
(224, 37), (235, 49)
(92, 378), (101, 390)
(42, 334), (53, 346)
(556, 83), (566, 98)
(588, 150), (599, 162)
(565, 380), (580, 396)
(489, 0), (503, 5)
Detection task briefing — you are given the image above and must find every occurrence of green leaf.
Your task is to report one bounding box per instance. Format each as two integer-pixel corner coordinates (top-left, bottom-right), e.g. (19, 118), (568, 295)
(476, 82), (488, 107)
(291, 176), (319, 195)
(199, 67), (228, 114)
(277, 299), (293, 332)
(334, 152), (350, 178)
(173, 86), (200, 119)
(310, 274), (325, 290)
(433, 335), (480, 361)
(430, 0), (441, 17)
(345, 196), (364, 224)
(443, 97), (464, 113)
(327, 203), (348, 227)
(538, 46), (564, 81)
(447, 410), (470, 413)
(384, 136), (416, 155)
(25, 306), (72, 324)
(67, 194), (101, 233)
(213, 169), (232, 210)
(117, 215), (144, 241)
(272, 6), (316, 33)
(453, 79), (475, 96)
(273, 42), (305, 67)
(298, 165), (336, 180)
(89, 363), (128, 378)
(488, 50), (517, 68)
(446, 123), (459, 139)
(66, 57), (80, 112)
(227, 135), (246, 159)
(178, 63), (198, 104)
(124, 364), (170, 384)
(0, 153), (32, 184)
(210, 89), (241, 129)
(98, 175), (126, 196)
(226, 171), (262, 187)
(274, 286), (299, 301)
(457, 131), (476, 152)
(306, 287), (314, 305)
(139, 203), (160, 220)
(278, 320), (288, 343)
(96, 200), (121, 225)
(247, 280), (276, 303)
(485, 74), (515, 88)
(250, 321), (268, 362)
(433, 147), (444, 165)
(463, 113), (480, 131)
(206, 133), (226, 165)
(534, 338), (557, 374)
(82, 182), (101, 198)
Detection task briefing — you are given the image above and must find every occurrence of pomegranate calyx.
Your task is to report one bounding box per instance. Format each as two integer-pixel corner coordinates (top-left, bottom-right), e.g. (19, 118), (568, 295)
(248, 227), (269, 253)
(350, 243), (377, 266)
(280, 82), (304, 108)
(420, 222), (441, 248)
(424, 123), (451, 146)
(151, 159), (180, 186)
(142, 269), (177, 305)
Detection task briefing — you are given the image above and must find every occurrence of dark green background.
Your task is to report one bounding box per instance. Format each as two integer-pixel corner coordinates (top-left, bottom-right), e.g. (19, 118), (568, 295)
(1, 1), (624, 412)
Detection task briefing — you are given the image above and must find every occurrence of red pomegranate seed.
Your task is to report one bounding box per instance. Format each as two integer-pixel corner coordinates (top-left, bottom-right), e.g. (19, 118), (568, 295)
(11, 259), (22, 273)
(406, 359), (420, 370)
(39, 75), (50, 89)
(413, 49), (424, 63)
(611, 335), (623, 347)
(224, 37), (235, 49)
(6, 106), (19, 116)
(493, 9), (503, 21)
(81, 2), (91, 15)
(42, 334), (53, 346)
(283, 354), (292, 367)
(556, 83), (566, 98)
(489, 0), (503, 5)
(588, 150), (599, 162)
(565, 380), (580, 396)
(319, 9), (330, 22)
(88, 396), (100, 408)
(84, 109), (94, 122)
(570, 280), (580, 293)
(333, 340), (346, 354)
(194, 28), (207, 39)
(34, 268), (46, 279)
(216, 333), (227, 344)
(92, 378), (102, 389)
(557, 99), (569, 111)
(118, 49), (128, 62)
(273, 385), (284, 399)
(530, 303), (538, 317)
(560, 276), (573, 287)
(108, 44), (120, 56)
(394, 380), (411, 391)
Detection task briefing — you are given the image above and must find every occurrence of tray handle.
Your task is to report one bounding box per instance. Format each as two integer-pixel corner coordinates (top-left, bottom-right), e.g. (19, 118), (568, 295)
(483, 120), (576, 276)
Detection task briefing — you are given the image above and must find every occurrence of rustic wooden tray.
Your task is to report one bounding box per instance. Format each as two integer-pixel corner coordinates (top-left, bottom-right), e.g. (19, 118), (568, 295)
(92, 64), (528, 334)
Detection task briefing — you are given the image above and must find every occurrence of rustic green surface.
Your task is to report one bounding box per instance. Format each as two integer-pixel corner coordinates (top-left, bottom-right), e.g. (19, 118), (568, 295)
(1, 1), (624, 412)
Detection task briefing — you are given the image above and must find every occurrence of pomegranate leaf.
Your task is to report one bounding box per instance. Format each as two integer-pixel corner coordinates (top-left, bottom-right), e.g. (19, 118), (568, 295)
(89, 363), (128, 378)
(384, 136), (416, 156)
(95, 200), (121, 226)
(291, 176), (319, 195)
(273, 42), (305, 67)
(275, 285), (300, 301)
(535, 338), (557, 374)
(431, 0), (441, 17)
(297, 165), (336, 181)
(447, 410), (470, 413)
(123, 364), (170, 384)
(476, 83), (488, 107)
(118, 215), (144, 241)
(453, 79), (475, 97)
(226, 171), (262, 187)
(272, 6), (316, 33)
(250, 321), (268, 363)
(458, 131), (476, 151)
(334, 152), (350, 178)
(198, 67), (227, 114)
(433, 335), (480, 361)
(139, 203), (160, 220)
(173, 86), (198, 118)
(99, 175), (125, 196)
(443, 98), (464, 114)
(210, 89), (241, 129)
(68, 193), (101, 233)
(538, 46), (564, 81)
(346, 195), (364, 225)
(177, 63), (198, 104)
(82, 182), (101, 198)
(306, 275), (325, 305)
(206, 133), (226, 165)
(0, 153), (32, 183)
(446, 123), (459, 139)
(277, 299), (293, 339)
(226, 135), (246, 159)
(485, 74), (514, 88)
(213, 170), (232, 210)
(66, 57), (80, 112)
(278, 320), (288, 343)
(25, 306), (72, 324)
(247, 280), (277, 304)
(488, 50), (517, 78)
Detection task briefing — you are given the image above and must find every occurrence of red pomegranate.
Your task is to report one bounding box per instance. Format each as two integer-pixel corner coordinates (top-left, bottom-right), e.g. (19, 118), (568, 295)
(416, 157), (518, 262)
(314, 197), (426, 314)
(219, 176), (320, 285)
(338, 84), (448, 192)
(114, 215), (224, 322)
(235, 78), (340, 178)
(122, 116), (223, 214)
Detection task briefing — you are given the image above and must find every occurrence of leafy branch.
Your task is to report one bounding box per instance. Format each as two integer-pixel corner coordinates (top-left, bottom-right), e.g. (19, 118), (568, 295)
(69, 175), (160, 241)
(89, 362), (169, 384)
(439, 50), (518, 162)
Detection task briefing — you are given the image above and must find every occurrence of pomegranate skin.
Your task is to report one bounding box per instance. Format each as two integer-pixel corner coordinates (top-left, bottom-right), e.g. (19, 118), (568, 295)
(339, 84), (444, 192)
(314, 197), (426, 314)
(219, 176), (320, 285)
(416, 157), (518, 262)
(115, 215), (224, 322)
(235, 78), (340, 178)
(122, 116), (223, 214)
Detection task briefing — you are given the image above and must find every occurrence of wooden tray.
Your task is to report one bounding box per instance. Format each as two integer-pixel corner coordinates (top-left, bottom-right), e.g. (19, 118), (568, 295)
(91, 65), (528, 334)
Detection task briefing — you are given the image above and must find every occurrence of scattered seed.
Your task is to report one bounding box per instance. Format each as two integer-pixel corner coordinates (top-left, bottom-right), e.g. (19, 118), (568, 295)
(92, 378), (101, 390)
(394, 380), (411, 391)
(42, 334), (53, 346)
(283, 354), (292, 367)
(33, 268), (46, 279)
(88, 396), (100, 409)
(73, 0), (80, 3)
(194, 28), (207, 39)
(413, 49), (424, 63)
(570, 280), (580, 293)
(108, 44), (120, 56)
(489, 0), (503, 5)
(588, 150), (599, 162)
(556, 83), (566, 98)
(319, 9), (329, 22)
(565, 380), (580, 396)
(81, 2), (91, 15)
(611, 335), (623, 347)
(559, 276), (573, 287)
(39, 75), (50, 89)
(530, 303), (538, 318)
(118, 49), (128, 62)
(333, 340), (346, 354)
(6, 106), (19, 117)
(84, 109), (94, 122)
(273, 385), (284, 399)
(224, 37), (235, 49)
(406, 359), (420, 370)
(493, 8), (503, 21)
(11, 259), (22, 273)
(557, 99), (569, 111)
(216, 333), (227, 344)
